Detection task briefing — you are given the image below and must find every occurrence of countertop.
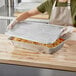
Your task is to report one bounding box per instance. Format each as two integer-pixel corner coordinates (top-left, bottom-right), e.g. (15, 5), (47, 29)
(0, 34), (76, 72)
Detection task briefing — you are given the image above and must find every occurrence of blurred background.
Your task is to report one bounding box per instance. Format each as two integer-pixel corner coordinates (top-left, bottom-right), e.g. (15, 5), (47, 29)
(0, 0), (76, 76)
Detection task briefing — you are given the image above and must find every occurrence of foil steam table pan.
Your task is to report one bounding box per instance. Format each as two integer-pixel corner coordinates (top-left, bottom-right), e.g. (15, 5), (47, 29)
(5, 21), (66, 54)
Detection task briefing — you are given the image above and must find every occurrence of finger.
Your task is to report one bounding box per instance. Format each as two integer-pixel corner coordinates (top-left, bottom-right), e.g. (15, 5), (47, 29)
(7, 25), (13, 30)
(60, 26), (75, 36)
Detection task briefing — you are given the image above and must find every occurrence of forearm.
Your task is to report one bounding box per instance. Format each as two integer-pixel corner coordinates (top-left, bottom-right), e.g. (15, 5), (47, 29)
(7, 8), (41, 29)
(16, 12), (31, 22)
(16, 8), (41, 22)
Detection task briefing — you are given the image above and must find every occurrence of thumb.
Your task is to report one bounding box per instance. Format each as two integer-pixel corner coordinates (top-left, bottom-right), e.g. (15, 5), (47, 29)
(60, 26), (75, 36)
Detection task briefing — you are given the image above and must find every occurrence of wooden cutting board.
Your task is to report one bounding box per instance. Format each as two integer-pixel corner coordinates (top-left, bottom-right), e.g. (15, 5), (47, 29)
(0, 34), (76, 72)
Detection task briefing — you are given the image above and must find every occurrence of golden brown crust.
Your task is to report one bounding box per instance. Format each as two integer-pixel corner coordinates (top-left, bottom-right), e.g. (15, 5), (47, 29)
(9, 37), (64, 48)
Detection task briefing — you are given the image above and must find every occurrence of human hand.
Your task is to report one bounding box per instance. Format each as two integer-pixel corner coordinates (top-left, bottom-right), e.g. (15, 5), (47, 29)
(60, 26), (75, 36)
(7, 19), (18, 30)
(73, 27), (76, 32)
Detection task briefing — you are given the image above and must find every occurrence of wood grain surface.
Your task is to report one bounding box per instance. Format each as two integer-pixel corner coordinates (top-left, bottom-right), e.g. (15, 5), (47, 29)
(0, 34), (76, 72)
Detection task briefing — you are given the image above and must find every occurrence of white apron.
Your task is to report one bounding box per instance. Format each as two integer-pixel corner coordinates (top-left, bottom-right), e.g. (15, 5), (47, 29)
(49, 0), (73, 26)
(49, 0), (76, 40)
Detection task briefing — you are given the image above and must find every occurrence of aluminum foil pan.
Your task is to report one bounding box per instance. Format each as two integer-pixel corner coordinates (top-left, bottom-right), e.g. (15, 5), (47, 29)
(6, 22), (67, 54)
(6, 22), (64, 44)
(8, 36), (65, 54)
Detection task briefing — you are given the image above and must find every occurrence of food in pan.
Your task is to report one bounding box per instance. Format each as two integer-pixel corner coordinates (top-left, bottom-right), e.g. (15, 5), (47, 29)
(9, 37), (64, 48)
